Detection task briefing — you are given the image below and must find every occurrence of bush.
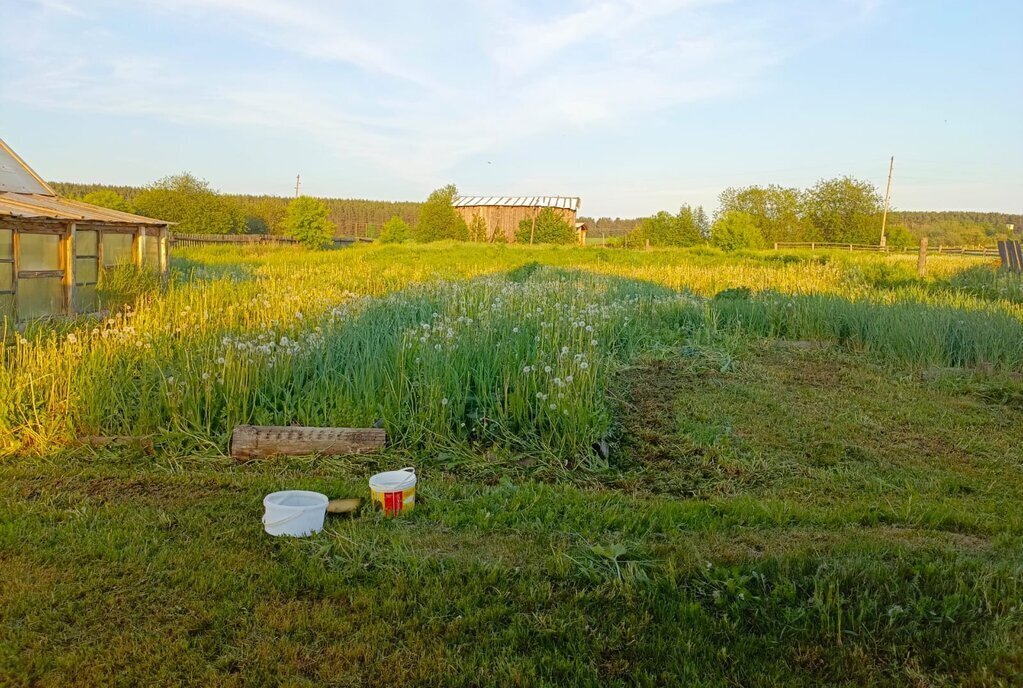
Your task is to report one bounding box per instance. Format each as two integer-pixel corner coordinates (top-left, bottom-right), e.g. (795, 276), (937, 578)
(711, 211), (765, 251)
(283, 196), (336, 249)
(134, 174), (246, 234)
(514, 207), (576, 244)
(379, 215), (412, 244)
(81, 190), (133, 214)
(467, 214), (488, 242)
(413, 185), (468, 242)
(885, 223), (914, 249)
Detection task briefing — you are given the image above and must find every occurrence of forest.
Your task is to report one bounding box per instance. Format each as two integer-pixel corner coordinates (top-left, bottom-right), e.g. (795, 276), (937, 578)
(51, 179), (1019, 248)
(51, 181), (420, 237)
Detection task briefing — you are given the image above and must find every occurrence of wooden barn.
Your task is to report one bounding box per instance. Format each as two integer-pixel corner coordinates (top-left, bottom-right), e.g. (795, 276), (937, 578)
(453, 196), (580, 243)
(0, 138), (170, 322)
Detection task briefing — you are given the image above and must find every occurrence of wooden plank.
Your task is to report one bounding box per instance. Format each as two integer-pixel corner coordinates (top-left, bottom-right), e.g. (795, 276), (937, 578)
(133, 225), (144, 267)
(64, 223), (75, 315)
(1009, 241), (1023, 273)
(230, 425), (386, 459)
(159, 226), (169, 283)
(18, 270), (64, 279)
(10, 228), (18, 321)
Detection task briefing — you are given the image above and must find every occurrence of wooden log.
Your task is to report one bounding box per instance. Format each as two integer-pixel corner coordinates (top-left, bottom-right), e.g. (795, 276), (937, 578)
(230, 425), (386, 459)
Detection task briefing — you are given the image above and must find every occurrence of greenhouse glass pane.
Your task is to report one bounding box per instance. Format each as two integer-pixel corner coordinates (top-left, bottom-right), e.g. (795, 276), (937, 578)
(75, 285), (98, 314)
(0, 294), (13, 320)
(0, 263), (11, 291)
(16, 276), (64, 320)
(77, 230), (98, 257)
(102, 232), (133, 267)
(19, 233), (61, 271)
(143, 235), (160, 269)
(0, 229), (11, 259)
(75, 257), (98, 284)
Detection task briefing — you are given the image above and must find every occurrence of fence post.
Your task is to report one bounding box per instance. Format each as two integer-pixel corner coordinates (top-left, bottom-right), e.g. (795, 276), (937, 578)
(917, 237), (928, 277)
(773, 242), (778, 250)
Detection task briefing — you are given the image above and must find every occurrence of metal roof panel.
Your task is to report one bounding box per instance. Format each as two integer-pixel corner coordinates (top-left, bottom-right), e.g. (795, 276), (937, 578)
(0, 192), (170, 225)
(454, 195), (580, 210)
(0, 138), (55, 195)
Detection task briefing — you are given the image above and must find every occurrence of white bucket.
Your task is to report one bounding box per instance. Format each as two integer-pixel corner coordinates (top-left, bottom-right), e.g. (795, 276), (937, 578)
(369, 467), (417, 516)
(262, 490), (329, 537)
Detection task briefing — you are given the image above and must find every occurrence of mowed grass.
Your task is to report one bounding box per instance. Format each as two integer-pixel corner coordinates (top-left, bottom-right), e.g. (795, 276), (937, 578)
(1, 345), (1021, 686)
(2, 244), (1023, 685)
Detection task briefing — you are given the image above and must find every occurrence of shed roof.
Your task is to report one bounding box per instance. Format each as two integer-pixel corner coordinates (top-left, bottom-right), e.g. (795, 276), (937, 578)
(0, 137), (168, 226)
(0, 138), (55, 195)
(0, 192), (170, 226)
(453, 196), (580, 211)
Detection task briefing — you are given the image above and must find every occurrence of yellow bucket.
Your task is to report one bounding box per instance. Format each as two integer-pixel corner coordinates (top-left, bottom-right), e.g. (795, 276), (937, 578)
(369, 467), (417, 516)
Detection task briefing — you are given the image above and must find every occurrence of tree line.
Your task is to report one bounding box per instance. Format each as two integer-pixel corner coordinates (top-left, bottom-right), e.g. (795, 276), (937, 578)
(582, 180), (1019, 249)
(52, 175), (1018, 249)
(51, 180), (421, 237)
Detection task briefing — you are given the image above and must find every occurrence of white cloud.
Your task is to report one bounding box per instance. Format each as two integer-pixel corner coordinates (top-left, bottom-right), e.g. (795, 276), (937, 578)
(0, 0), (876, 190)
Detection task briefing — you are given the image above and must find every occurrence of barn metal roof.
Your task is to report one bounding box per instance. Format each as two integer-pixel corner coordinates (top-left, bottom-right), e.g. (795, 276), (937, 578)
(0, 192), (170, 226)
(0, 137), (168, 226)
(453, 196), (580, 211)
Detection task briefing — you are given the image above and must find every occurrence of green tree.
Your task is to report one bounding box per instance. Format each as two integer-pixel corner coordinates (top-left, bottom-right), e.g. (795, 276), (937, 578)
(676, 205), (707, 245)
(718, 185), (810, 243)
(378, 214), (412, 243)
(514, 207), (576, 244)
(81, 190), (133, 214)
(134, 174), (245, 234)
(246, 197), (288, 235)
(711, 211), (764, 251)
(692, 206), (710, 238)
(467, 214), (488, 242)
(884, 222), (913, 249)
(630, 205), (706, 247)
(283, 196), (336, 249)
(413, 185), (468, 242)
(802, 177), (883, 244)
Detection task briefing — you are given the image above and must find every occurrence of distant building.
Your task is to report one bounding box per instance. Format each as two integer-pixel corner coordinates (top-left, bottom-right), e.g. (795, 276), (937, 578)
(453, 196), (580, 243)
(575, 222), (589, 245)
(0, 138), (170, 321)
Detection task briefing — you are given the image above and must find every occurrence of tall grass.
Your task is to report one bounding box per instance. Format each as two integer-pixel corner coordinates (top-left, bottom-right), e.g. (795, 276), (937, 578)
(1, 244), (1019, 458)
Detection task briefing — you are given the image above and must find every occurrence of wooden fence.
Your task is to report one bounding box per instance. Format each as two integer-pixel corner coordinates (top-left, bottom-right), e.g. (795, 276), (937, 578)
(170, 233), (373, 248)
(772, 241), (1001, 257)
(998, 240), (1023, 273)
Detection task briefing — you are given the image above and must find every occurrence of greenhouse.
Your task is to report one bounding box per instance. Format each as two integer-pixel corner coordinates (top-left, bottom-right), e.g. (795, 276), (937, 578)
(0, 138), (169, 322)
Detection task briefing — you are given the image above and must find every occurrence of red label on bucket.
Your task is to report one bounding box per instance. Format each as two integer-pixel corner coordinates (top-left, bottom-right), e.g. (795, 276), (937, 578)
(383, 491), (403, 515)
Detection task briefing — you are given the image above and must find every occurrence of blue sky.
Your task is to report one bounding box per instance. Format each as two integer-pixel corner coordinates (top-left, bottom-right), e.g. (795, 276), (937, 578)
(1, 0), (1020, 217)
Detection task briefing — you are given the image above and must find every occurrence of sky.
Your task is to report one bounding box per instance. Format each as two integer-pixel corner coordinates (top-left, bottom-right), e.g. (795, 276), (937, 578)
(0, 0), (1020, 218)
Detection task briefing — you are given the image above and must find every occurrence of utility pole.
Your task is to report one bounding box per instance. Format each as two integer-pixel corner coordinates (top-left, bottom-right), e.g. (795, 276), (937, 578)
(294, 175), (301, 198)
(880, 155), (894, 247)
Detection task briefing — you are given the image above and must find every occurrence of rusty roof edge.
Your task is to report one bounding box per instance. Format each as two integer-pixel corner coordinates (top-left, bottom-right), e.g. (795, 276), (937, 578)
(0, 192), (171, 225)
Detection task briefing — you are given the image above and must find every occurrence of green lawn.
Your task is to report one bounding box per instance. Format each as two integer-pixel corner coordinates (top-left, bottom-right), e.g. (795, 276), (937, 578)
(3, 343), (1021, 686)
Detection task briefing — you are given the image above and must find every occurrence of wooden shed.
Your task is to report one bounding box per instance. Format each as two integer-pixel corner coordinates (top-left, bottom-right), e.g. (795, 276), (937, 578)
(575, 222), (589, 246)
(453, 196), (580, 243)
(0, 138), (170, 322)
